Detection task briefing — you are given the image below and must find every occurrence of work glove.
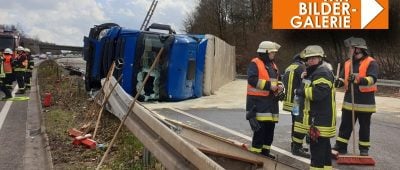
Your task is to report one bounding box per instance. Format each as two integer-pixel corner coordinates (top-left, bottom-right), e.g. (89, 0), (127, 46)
(309, 125), (320, 143)
(348, 74), (359, 84)
(248, 118), (261, 132)
(276, 91), (285, 101)
(334, 78), (344, 88)
(308, 116), (320, 143)
(246, 105), (261, 132)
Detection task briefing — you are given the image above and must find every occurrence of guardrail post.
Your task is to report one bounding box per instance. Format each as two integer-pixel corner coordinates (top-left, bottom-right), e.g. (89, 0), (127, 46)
(143, 148), (152, 168)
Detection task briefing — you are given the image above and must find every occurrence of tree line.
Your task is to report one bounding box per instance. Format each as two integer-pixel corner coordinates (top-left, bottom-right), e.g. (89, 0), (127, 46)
(183, 0), (400, 80)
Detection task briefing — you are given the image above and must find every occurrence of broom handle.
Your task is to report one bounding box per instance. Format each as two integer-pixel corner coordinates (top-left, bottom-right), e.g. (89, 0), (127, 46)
(350, 55), (356, 155)
(92, 74), (123, 139)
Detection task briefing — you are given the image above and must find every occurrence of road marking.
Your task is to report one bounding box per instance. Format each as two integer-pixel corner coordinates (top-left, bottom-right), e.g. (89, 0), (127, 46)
(169, 107), (310, 164)
(0, 86), (19, 130)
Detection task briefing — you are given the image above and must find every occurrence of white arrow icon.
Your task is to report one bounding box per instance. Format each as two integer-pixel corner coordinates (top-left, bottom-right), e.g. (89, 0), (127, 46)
(361, 0), (384, 29)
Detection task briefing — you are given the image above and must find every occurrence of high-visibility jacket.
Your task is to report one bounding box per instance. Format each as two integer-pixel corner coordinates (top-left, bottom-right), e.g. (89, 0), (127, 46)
(247, 58), (278, 96)
(282, 61), (305, 111)
(294, 61), (336, 138)
(3, 54), (13, 73)
(246, 57), (280, 122)
(13, 54), (28, 72)
(0, 58), (5, 79)
(342, 56), (378, 113)
(344, 56), (377, 92)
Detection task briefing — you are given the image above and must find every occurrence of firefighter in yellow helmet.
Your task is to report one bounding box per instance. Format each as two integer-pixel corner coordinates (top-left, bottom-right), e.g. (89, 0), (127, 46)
(294, 45), (335, 169)
(246, 41), (284, 159)
(332, 37), (378, 156)
(282, 52), (310, 158)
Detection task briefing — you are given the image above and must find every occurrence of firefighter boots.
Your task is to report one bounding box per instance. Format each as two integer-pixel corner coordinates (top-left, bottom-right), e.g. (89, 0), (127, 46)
(332, 143), (347, 154)
(291, 142), (310, 158)
(261, 149), (276, 159)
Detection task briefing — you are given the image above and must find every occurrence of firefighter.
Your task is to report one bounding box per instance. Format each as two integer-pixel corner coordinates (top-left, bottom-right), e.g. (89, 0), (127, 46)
(332, 37), (378, 156)
(2, 48), (14, 90)
(282, 53), (310, 158)
(0, 49), (12, 99)
(13, 46), (27, 94)
(246, 41), (284, 159)
(24, 48), (33, 89)
(294, 45), (336, 169)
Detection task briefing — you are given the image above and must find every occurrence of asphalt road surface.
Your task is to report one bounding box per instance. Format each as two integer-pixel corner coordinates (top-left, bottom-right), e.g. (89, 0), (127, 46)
(0, 86), (27, 169)
(145, 80), (400, 170)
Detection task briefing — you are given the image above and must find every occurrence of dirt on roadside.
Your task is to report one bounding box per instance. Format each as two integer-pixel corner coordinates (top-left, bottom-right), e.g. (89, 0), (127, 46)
(37, 60), (150, 169)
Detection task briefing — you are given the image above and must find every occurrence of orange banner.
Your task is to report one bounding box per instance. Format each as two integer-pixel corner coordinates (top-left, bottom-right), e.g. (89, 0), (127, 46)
(272, 0), (388, 29)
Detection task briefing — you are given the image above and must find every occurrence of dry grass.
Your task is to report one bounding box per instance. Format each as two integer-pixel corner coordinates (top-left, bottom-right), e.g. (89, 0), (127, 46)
(38, 60), (150, 169)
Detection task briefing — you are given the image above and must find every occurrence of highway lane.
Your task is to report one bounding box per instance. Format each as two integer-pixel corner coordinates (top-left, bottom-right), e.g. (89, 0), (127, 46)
(0, 86), (28, 169)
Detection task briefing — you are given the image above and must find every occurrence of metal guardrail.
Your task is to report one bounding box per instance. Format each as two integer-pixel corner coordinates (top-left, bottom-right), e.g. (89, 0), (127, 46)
(103, 77), (300, 170)
(377, 79), (400, 87)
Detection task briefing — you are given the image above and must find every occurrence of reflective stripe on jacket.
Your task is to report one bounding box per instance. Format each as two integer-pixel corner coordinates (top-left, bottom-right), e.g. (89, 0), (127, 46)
(282, 62), (304, 111)
(0, 59), (5, 78)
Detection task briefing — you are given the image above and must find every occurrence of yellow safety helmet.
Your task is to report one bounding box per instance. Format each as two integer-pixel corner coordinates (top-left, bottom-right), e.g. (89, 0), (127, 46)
(257, 41), (281, 53)
(344, 37), (368, 49)
(301, 45), (325, 59)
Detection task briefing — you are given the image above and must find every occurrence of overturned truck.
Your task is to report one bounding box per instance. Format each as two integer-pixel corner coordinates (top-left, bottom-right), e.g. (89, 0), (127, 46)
(83, 23), (235, 101)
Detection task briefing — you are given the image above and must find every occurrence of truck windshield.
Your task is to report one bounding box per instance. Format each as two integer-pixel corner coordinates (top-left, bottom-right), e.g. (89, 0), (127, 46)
(0, 37), (15, 50)
(141, 34), (164, 68)
(136, 33), (164, 101)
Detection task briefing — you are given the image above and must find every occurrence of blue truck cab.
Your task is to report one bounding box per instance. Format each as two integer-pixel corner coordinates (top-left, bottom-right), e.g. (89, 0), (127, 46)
(83, 23), (207, 101)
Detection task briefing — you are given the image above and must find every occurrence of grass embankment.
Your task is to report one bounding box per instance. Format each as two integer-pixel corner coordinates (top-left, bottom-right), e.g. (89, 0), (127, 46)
(38, 60), (149, 169)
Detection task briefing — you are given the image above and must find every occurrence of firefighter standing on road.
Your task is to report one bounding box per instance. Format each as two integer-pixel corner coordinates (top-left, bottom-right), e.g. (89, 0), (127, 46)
(246, 41), (284, 159)
(2, 48), (14, 90)
(24, 48), (33, 89)
(0, 49), (12, 99)
(294, 45), (336, 169)
(332, 37), (378, 156)
(282, 53), (310, 158)
(13, 46), (27, 94)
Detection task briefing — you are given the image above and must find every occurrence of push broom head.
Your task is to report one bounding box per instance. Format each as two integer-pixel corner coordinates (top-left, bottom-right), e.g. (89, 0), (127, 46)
(336, 155), (375, 166)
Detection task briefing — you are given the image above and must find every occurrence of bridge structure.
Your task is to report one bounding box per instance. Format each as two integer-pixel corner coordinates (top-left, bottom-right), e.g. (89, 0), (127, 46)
(38, 44), (83, 53)
(22, 38), (83, 54)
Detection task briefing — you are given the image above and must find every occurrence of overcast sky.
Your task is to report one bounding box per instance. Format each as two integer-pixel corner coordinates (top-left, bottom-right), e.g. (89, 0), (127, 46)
(0, 0), (198, 46)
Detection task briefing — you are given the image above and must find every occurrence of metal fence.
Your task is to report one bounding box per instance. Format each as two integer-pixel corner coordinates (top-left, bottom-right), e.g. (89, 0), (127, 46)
(237, 75), (400, 88)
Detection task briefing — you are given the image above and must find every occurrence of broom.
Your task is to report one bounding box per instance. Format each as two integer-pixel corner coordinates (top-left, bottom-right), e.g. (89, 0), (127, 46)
(336, 49), (375, 166)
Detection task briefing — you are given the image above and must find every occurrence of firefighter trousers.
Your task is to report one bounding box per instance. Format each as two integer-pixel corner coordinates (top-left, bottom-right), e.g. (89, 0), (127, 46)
(25, 71), (32, 88)
(336, 110), (372, 150)
(15, 71), (25, 90)
(292, 115), (308, 145)
(251, 121), (275, 153)
(0, 79), (11, 98)
(5, 73), (14, 88)
(310, 137), (332, 169)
